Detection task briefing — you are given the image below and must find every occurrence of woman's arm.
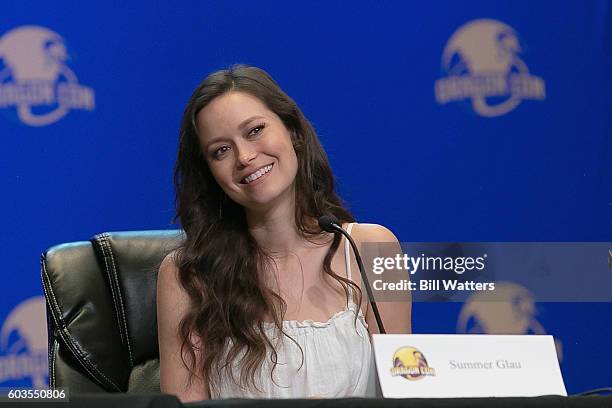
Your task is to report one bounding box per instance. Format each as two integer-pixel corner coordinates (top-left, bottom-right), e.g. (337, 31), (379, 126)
(353, 224), (412, 335)
(157, 252), (210, 402)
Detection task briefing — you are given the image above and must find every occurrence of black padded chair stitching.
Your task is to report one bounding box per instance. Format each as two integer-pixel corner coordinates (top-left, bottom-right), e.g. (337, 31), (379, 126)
(58, 326), (121, 391)
(51, 339), (58, 387)
(93, 233), (135, 368)
(41, 259), (121, 391)
(44, 286), (56, 386)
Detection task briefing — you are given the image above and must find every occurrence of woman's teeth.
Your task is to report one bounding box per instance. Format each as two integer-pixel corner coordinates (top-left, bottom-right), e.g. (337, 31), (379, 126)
(243, 164), (273, 184)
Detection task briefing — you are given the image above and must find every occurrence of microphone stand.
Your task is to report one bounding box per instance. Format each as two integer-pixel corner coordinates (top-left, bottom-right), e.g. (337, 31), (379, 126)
(330, 223), (386, 334)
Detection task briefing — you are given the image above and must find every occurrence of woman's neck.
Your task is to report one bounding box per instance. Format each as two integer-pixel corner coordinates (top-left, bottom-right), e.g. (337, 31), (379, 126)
(245, 194), (327, 256)
(245, 199), (301, 255)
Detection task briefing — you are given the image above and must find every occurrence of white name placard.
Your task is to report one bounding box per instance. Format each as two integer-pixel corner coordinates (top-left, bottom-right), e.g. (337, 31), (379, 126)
(371, 334), (566, 398)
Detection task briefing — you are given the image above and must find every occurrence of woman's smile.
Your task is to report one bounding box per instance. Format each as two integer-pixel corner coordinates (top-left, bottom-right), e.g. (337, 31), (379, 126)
(240, 163), (274, 186)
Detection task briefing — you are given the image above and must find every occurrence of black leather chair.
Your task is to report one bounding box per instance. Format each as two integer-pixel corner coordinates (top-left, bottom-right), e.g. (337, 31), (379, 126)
(41, 230), (183, 392)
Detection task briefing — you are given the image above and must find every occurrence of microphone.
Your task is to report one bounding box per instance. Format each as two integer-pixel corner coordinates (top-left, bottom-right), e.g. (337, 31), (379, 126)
(318, 215), (386, 334)
(318, 214), (340, 233)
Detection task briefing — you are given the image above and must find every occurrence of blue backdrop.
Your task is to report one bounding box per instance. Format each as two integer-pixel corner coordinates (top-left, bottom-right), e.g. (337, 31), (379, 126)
(0, 0), (610, 393)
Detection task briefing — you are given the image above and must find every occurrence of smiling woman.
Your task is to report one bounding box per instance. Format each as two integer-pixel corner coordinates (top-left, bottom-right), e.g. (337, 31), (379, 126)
(156, 65), (411, 401)
(196, 91), (298, 212)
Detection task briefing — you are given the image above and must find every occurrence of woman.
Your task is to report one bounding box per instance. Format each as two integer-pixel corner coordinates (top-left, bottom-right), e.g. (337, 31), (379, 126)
(157, 65), (411, 401)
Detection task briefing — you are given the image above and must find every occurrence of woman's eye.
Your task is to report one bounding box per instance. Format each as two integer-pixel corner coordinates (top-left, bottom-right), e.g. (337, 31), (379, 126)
(213, 146), (230, 159)
(248, 123), (265, 137)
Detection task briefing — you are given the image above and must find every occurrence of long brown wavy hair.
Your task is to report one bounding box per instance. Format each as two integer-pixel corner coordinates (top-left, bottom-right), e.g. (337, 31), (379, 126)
(173, 65), (360, 394)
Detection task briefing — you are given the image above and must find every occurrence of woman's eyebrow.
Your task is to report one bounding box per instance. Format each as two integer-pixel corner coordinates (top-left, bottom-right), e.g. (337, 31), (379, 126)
(205, 115), (266, 148)
(238, 115), (266, 130)
(204, 136), (229, 149)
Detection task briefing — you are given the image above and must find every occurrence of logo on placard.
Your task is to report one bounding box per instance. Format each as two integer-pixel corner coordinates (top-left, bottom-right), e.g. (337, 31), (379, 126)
(0, 297), (48, 387)
(0, 25), (95, 126)
(390, 346), (436, 381)
(434, 19), (545, 117)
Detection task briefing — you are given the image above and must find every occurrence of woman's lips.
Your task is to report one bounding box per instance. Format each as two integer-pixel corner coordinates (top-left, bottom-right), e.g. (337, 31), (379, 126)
(240, 163), (274, 186)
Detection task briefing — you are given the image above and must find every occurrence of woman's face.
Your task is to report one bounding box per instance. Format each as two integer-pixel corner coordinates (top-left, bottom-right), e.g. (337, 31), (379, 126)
(196, 91), (299, 211)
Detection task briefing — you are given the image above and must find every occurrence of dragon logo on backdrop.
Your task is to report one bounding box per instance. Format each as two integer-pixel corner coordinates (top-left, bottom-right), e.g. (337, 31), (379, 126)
(0, 297), (48, 387)
(0, 25), (95, 126)
(434, 19), (545, 117)
(457, 282), (563, 361)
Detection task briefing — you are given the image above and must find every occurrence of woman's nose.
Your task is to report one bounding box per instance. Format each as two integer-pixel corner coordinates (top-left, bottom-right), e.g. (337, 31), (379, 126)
(236, 144), (257, 167)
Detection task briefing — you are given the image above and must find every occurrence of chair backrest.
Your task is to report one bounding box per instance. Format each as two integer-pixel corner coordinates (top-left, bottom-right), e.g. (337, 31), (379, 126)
(41, 230), (183, 392)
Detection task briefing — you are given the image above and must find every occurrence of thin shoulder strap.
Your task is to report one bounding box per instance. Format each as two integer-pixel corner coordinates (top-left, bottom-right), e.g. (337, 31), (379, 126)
(344, 222), (355, 304)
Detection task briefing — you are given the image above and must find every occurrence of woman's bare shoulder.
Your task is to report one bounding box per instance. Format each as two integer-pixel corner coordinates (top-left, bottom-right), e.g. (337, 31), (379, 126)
(159, 250), (179, 273)
(157, 250), (185, 299)
(351, 223), (399, 243)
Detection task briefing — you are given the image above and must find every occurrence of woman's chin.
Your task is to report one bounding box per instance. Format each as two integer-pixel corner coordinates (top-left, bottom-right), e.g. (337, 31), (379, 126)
(242, 193), (291, 213)
(237, 182), (296, 215)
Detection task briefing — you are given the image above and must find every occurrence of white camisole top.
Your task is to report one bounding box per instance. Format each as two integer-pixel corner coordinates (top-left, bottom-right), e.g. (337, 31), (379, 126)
(210, 223), (376, 399)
